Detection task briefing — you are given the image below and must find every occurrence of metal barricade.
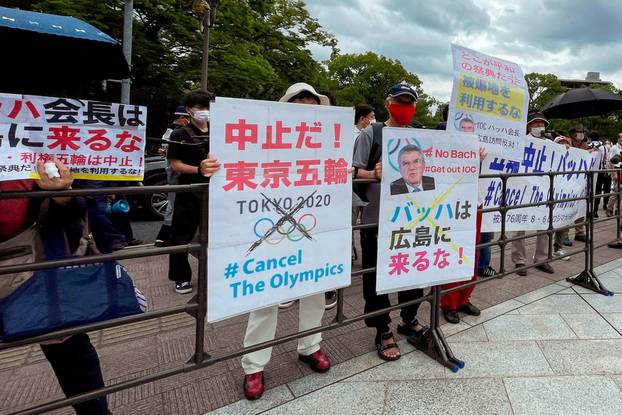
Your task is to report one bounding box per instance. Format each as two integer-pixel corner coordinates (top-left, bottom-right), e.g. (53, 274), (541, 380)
(0, 167), (619, 414)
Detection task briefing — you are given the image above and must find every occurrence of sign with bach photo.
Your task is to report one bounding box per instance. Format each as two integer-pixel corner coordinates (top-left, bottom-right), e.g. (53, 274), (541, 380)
(376, 128), (479, 294)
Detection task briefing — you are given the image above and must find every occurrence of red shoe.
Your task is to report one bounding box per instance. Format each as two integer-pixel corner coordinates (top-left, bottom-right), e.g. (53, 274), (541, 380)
(243, 372), (264, 400)
(298, 349), (331, 373)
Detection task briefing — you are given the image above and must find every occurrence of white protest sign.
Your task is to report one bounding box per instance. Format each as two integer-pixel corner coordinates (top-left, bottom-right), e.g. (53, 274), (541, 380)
(376, 128), (479, 294)
(480, 137), (598, 231)
(447, 44), (528, 160)
(207, 97), (354, 322)
(552, 146), (598, 228)
(0, 93), (147, 181)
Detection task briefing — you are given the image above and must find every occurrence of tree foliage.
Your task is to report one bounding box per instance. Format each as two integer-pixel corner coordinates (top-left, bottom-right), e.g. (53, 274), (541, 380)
(326, 52), (439, 126)
(525, 72), (565, 111)
(524, 72), (622, 139)
(207, 0), (336, 100)
(12, 0), (337, 134)
(6, 0), (442, 133)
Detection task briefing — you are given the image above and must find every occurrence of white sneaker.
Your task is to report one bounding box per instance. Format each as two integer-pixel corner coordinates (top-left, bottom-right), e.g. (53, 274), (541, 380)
(175, 281), (193, 294)
(553, 249), (571, 261)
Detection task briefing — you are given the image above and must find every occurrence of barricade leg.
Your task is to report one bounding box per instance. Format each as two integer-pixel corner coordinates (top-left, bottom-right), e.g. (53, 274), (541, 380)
(567, 172), (613, 296)
(413, 286), (464, 373)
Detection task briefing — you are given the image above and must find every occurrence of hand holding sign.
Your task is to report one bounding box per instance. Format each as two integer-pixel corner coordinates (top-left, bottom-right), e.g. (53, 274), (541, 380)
(35, 159), (73, 190)
(200, 155), (221, 177)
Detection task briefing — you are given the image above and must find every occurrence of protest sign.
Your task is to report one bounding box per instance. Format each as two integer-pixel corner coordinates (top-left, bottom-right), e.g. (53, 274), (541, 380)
(376, 128), (479, 294)
(480, 137), (598, 232)
(207, 97), (353, 322)
(447, 44), (528, 160)
(0, 93), (146, 181)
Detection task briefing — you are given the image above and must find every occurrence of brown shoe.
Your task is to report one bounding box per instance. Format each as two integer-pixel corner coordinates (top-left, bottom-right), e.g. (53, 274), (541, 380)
(535, 263), (555, 274)
(515, 264), (527, 276)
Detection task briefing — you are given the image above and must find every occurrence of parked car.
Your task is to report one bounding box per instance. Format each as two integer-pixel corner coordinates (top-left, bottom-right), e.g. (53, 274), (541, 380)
(131, 156), (168, 219)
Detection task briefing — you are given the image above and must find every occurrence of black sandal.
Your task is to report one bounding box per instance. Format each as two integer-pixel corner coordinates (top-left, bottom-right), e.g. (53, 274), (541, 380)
(397, 319), (428, 338)
(375, 332), (401, 361)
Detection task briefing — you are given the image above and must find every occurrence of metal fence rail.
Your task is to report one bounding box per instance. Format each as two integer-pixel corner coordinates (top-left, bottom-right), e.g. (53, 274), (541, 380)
(0, 169), (620, 414)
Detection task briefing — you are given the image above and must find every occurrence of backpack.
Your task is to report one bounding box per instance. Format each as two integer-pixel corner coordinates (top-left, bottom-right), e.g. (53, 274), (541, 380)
(354, 122), (385, 201)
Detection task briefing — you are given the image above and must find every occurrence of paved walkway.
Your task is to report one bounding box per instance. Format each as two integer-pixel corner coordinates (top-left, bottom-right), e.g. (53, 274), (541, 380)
(1, 218), (622, 414)
(209, 259), (622, 415)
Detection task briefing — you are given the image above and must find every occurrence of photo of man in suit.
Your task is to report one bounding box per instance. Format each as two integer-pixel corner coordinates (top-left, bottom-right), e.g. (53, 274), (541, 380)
(390, 144), (435, 195)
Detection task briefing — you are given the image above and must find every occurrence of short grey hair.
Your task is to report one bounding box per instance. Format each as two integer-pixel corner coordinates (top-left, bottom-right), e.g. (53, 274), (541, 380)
(398, 144), (424, 164)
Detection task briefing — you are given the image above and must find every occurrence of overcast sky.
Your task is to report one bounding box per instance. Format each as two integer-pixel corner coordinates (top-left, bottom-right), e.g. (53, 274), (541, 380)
(304, 0), (622, 102)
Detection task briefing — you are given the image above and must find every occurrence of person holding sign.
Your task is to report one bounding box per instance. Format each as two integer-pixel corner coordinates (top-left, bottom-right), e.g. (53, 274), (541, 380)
(353, 82), (426, 361)
(0, 160), (110, 415)
(511, 112), (555, 276)
(241, 83), (332, 401)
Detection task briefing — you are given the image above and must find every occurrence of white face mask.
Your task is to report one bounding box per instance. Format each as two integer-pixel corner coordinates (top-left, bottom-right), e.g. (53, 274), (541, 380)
(530, 126), (545, 137)
(192, 110), (210, 122)
(575, 132), (585, 141)
(369, 118), (376, 124)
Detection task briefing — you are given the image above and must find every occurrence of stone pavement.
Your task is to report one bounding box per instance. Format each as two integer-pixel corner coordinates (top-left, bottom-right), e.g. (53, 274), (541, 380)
(1, 218), (622, 414)
(208, 259), (622, 415)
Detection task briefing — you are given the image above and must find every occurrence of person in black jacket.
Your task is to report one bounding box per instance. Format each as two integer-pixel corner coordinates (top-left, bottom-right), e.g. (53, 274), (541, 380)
(166, 91), (219, 294)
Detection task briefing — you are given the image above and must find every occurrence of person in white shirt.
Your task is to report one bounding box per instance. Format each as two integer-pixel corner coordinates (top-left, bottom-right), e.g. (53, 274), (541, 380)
(610, 134), (622, 157)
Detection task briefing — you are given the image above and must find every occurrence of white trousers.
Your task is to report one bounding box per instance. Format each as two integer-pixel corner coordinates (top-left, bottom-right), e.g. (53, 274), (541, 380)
(241, 292), (325, 374)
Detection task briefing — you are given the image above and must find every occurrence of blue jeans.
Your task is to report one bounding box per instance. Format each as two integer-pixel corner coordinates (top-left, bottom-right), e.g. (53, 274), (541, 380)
(84, 198), (127, 253)
(74, 180), (126, 253)
(477, 232), (494, 271)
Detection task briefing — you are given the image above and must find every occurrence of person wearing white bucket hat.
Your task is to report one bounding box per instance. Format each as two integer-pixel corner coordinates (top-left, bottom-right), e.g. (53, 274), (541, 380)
(278, 82), (331, 106)
(241, 82), (332, 401)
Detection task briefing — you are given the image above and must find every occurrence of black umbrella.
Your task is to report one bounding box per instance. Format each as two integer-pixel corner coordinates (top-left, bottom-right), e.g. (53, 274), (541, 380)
(0, 6), (129, 97)
(542, 87), (622, 119)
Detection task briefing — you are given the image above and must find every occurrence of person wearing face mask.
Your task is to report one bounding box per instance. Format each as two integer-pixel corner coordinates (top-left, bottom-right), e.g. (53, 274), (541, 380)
(610, 133), (622, 158)
(352, 104), (375, 260)
(352, 81), (426, 361)
(161, 106), (190, 143)
(552, 135), (574, 255)
(569, 124), (588, 150)
(510, 112), (557, 276)
(568, 124), (589, 243)
(604, 139), (612, 150)
(166, 90), (213, 294)
(589, 132), (610, 218)
(354, 104), (375, 138)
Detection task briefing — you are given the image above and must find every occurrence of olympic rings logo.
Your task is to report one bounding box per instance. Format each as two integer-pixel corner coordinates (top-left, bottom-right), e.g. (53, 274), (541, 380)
(253, 213), (317, 244)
